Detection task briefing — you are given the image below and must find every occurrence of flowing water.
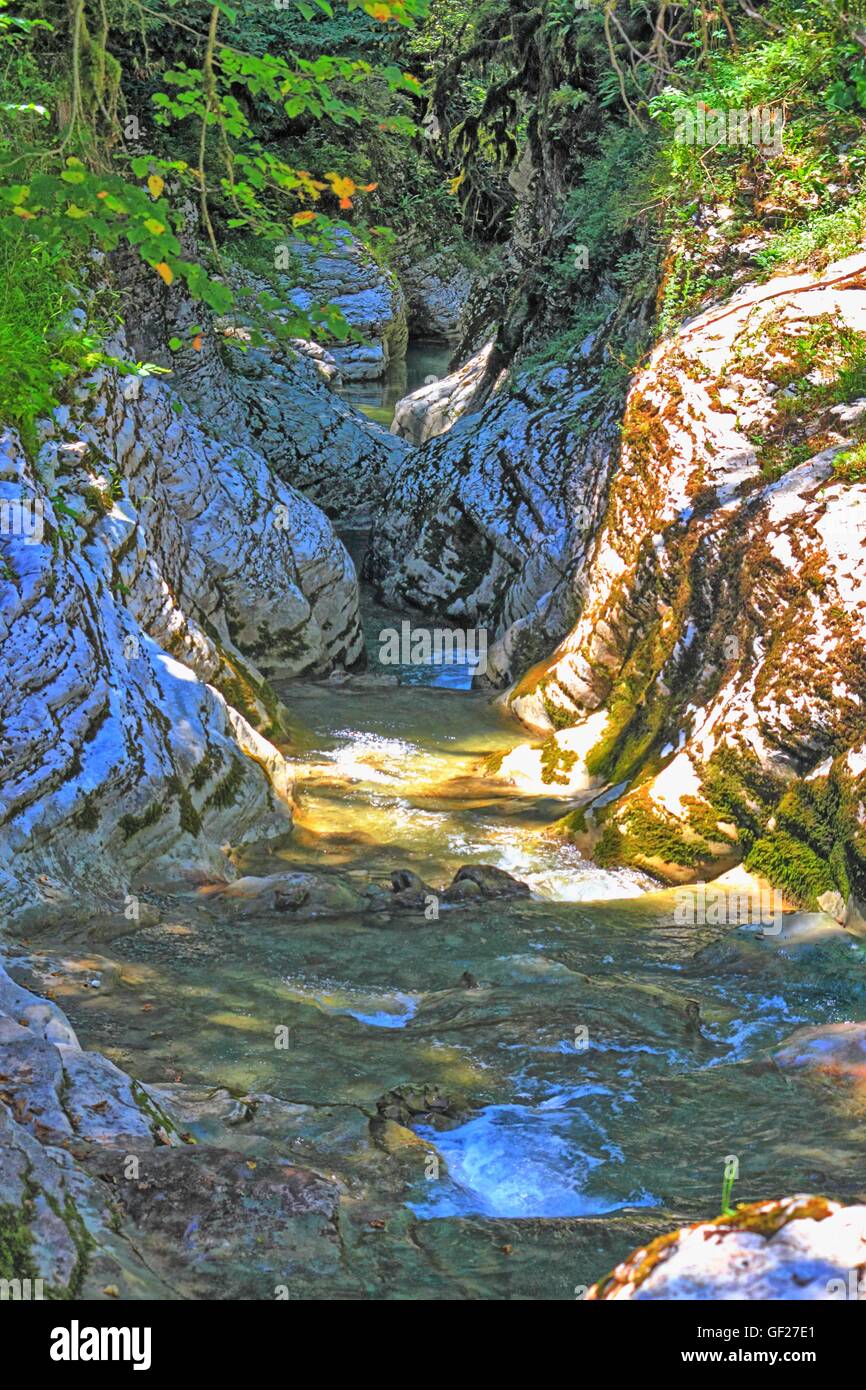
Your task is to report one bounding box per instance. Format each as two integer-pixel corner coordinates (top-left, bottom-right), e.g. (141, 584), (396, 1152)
(15, 552), (866, 1296)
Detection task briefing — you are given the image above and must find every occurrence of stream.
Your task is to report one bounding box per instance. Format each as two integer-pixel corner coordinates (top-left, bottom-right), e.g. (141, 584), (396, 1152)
(12, 535), (866, 1296)
(334, 340), (454, 427)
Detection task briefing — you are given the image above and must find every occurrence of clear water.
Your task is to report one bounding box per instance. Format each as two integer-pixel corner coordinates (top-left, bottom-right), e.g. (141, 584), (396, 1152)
(18, 573), (866, 1296)
(333, 340), (454, 427)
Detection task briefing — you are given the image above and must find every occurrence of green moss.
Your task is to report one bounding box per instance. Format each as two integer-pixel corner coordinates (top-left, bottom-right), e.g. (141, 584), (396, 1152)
(42, 1191), (93, 1300)
(558, 804), (588, 836)
(594, 793), (711, 872)
(131, 1080), (181, 1142)
(73, 792), (100, 831)
(167, 776), (202, 837)
(0, 1200), (38, 1283)
(538, 735), (577, 786)
(589, 1196), (836, 1299)
(744, 830), (837, 909)
(481, 750), (505, 777)
(203, 757), (245, 812)
(81, 484), (112, 516)
(117, 801), (163, 841)
(539, 681), (576, 731)
(699, 743), (783, 853)
(833, 442), (866, 484)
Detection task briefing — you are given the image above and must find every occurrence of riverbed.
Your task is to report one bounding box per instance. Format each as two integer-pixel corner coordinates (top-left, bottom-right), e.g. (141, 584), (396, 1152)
(12, 567), (866, 1296)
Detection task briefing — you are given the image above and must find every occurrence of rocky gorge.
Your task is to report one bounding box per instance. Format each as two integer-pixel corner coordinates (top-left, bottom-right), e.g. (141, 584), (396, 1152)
(1, 0), (866, 1309)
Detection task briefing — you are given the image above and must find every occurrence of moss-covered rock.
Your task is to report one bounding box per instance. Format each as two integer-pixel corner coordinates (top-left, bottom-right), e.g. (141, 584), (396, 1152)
(499, 251), (866, 901)
(586, 1195), (864, 1300)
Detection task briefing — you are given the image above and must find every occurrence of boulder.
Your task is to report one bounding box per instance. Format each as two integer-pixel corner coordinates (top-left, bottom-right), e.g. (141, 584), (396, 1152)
(389, 868), (438, 910)
(586, 1196), (866, 1300)
(444, 864), (532, 901)
(391, 341), (494, 446)
(773, 1022), (866, 1079)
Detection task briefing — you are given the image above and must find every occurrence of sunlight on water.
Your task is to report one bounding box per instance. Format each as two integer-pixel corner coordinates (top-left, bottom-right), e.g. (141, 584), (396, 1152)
(281, 979), (420, 1029)
(295, 722), (652, 902)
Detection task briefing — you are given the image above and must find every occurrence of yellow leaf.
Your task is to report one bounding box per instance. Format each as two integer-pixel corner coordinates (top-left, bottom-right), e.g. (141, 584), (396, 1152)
(147, 174), (164, 200)
(292, 210), (317, 227)
(154, 262), (174, 285)
(65, 204), (88, 219)
(144, 218), (165, 236)
(12, 206), (34, 219)
(326, 173), (357, 207)
(448, 170), (466, 196)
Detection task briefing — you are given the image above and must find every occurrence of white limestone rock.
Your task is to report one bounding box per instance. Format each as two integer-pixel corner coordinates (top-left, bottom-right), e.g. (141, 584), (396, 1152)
(367, 355), (619, 685)
(390, 341), (493, 446)
(490, 251), (866, 891)
(116, 245), (411, 525)
(587, 1196), (866, 1300)
(397, 249), (474, 340)
(0, 403), (301, 921)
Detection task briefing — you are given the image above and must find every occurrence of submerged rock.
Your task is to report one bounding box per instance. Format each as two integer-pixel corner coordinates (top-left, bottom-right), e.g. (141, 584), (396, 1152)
(444, 864), (532, 901)
(200, 871), (368, 918)
(773, 1022), (866, 1079)
(376, 1084), (461, 1127)
(586, 1196), (866, 1299)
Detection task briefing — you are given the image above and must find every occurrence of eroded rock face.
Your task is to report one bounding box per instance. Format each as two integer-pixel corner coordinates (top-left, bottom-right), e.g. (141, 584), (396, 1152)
(49, 361), (363, 683)
(397, 249), (474, 340)
(586, 1196), (866, 1300)
(280, 234), (408, 381)
(0, 428), (297, 920)
(116, 243), (411, 525)
(0, 314), (369, 918)
(366, 352), (622, 686)
(493, 251), (866, 905)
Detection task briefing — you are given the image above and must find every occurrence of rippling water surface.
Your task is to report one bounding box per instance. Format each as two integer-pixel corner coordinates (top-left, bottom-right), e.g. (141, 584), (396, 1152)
(25, 581), (866, 1295)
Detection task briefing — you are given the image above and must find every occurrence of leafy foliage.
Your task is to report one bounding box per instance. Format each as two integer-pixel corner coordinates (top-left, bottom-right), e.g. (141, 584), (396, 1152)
(0, 0), (428, 435)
